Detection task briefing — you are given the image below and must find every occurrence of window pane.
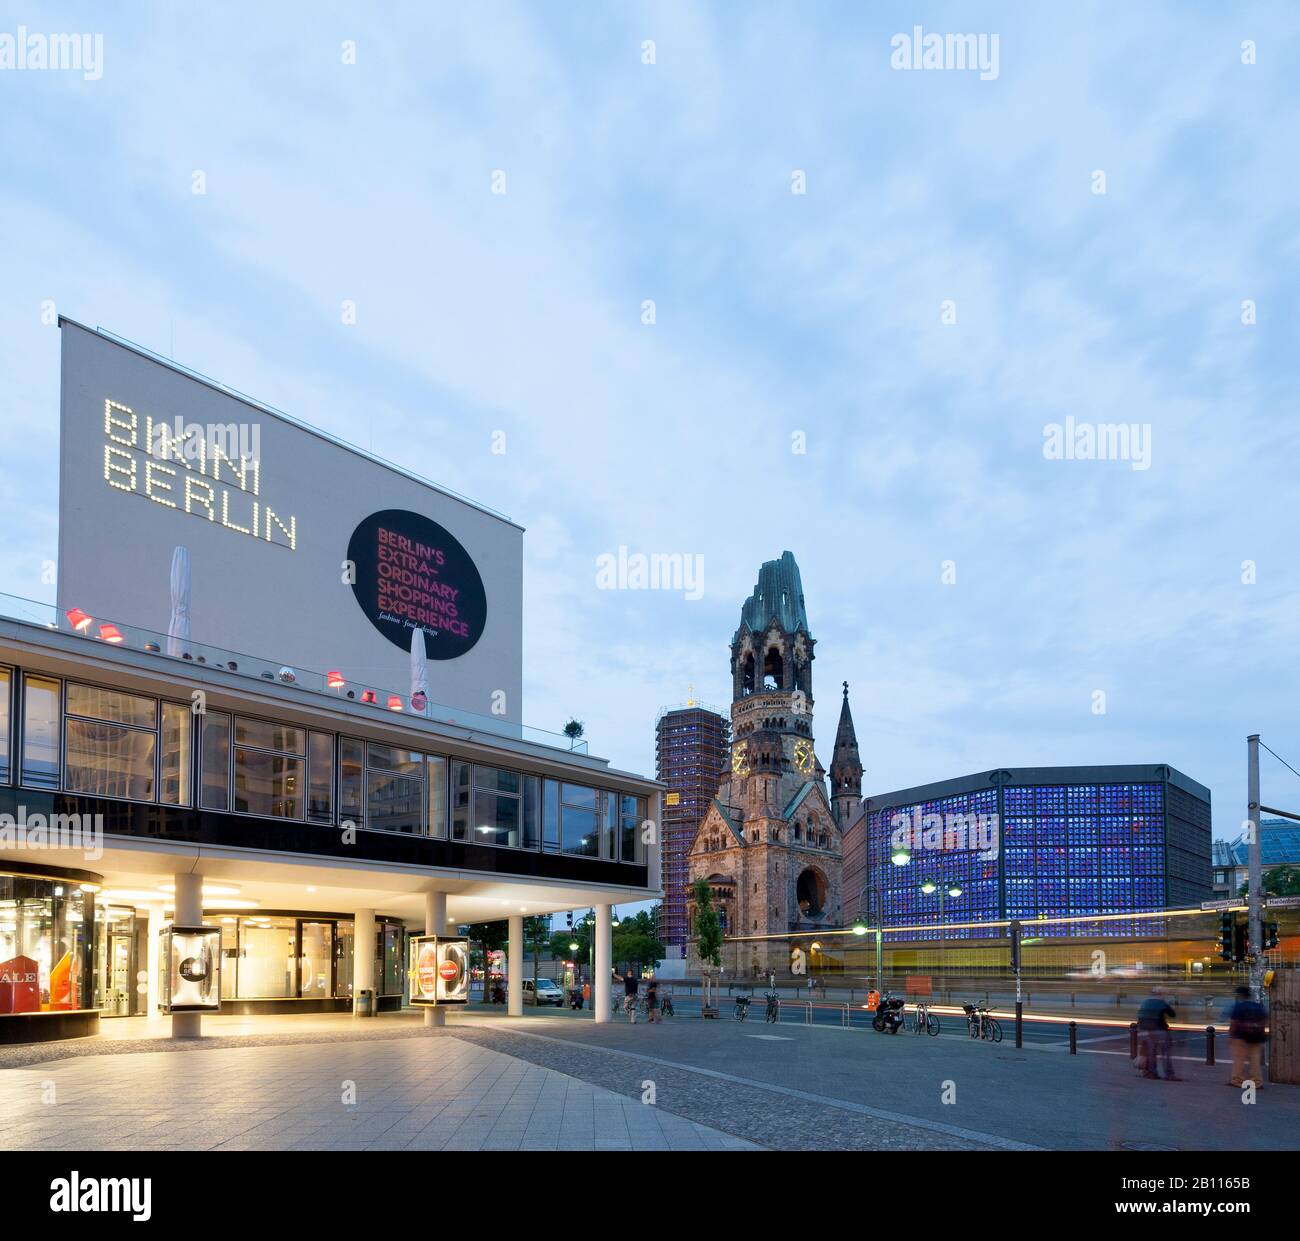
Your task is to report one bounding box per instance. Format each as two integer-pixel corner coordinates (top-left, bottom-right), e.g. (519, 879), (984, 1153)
(601, 792), (617, 859)
(64, 719), (155, 799)
(299, 922), (332, 998)
(339, 737), (364, 823)
(523, 775), (540, 849)
(334, 920), (354, 998)
(561, 783), (596, 809)
(0, 668), (10, 782)
(472, 789), (520, 847)
(426, 755), (447, 839)
(66, 683), (156, 728)
(621, 795), (647, 863)
(234, 717), (304, 754)
(367, 743), (422, 774)
(233, 750), (304, 817)
(543, 780), (560, 850)
(562, 805), (599, 858)
(308, 732), (333, 822)
(450, 760), (470, 841)
(383, 923), (403, 994)
(160, 703), (191, 806)
(367, 770), (423, 834)
(21, 675), (60, 789)
(237, 917), (296, 998)
(474, 765), (520, 794)
(200, 712), (230, 810)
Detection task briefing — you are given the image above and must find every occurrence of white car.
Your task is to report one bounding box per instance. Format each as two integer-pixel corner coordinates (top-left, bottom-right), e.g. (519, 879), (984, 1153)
(523, 978), (564, 1007)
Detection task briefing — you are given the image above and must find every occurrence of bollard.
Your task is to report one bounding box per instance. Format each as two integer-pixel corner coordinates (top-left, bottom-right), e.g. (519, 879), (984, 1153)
(1129, 1022), (1138, 1059)
(1015, 1000), (1023, 1048)
(1206, 1025), (1216, 1067)
(1069, 1020), (1077, 1055)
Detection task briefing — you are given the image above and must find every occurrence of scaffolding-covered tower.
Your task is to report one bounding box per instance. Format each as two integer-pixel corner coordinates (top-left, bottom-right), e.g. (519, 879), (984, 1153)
(655, 701), (730, 954)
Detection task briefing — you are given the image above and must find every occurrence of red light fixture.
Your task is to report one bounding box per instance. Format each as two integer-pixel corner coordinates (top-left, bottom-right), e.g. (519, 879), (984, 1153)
(387, 695), (403, 711)
(326, 670), (345, 689)
(360, 690), (378, 705)
(98, 623), (124, 644)
(65, 607), (93, 632)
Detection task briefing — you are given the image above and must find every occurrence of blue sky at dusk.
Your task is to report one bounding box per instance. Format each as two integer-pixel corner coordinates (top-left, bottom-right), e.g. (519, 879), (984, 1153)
(2, 2), (1299, 840)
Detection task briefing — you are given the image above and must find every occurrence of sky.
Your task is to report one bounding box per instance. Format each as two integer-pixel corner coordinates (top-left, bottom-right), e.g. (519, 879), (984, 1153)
(2, 2), (1299, 842)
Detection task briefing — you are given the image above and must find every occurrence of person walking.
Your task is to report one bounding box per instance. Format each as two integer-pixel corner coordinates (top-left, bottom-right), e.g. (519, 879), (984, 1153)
(1226, 985), (1268, 1089)
(622, 967), (639, 1023)
(581, 978), (590, 1010)
(1136, 987), (1179, 1081)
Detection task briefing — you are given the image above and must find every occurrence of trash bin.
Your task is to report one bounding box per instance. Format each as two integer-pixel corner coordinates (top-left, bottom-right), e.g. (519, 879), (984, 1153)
(355, 988), (375, 1018)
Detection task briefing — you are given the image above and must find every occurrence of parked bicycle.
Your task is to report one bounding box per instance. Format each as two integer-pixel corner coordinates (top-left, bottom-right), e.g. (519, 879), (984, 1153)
(764, 991), (779, 1024)
(962, 1002), (1002, 1042)
(733, 994), (752, 1021)
(912, 1001), (940, 1036)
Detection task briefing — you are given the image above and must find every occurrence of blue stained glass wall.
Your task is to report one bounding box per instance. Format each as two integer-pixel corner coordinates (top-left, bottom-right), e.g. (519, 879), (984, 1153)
(865, 780), (1168, 940)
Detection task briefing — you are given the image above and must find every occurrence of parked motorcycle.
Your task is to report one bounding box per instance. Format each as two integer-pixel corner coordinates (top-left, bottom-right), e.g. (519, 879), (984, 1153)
(871, 994), (906, 1034)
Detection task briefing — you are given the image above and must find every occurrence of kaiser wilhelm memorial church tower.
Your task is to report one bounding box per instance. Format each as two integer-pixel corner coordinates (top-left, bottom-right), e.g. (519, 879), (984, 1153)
(687, 552), (860, 978)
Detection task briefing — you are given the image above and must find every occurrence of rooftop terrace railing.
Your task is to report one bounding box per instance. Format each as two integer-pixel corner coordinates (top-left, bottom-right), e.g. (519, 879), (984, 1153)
(0, 590), (587, 755)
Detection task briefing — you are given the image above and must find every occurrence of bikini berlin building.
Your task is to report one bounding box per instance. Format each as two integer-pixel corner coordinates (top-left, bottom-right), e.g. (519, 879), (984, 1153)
(0, 320), (659, 1043)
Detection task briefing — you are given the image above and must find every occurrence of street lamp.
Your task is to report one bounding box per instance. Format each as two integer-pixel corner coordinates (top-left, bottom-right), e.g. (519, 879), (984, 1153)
(920, 880), (963, 997)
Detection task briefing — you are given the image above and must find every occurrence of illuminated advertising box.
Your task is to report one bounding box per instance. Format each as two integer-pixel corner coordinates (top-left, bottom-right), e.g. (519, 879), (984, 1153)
(407, 935), (469, 1006)
(160, 926), (221, 1012)
(56, 320), (523, 720)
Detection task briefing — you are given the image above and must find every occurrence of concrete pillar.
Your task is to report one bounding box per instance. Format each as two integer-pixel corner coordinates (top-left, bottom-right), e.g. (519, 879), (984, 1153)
(171, 872), (202, 1039)
(353, 908), (376, 1015)
(425, 891), (446, 1027)
(144, 903), (164, 1022)
(507, 914), (523, 1017)
(594, 903), (612, 1023)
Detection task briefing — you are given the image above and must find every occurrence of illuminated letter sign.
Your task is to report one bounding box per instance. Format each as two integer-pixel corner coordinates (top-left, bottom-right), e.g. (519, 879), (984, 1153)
(348, 509), (486, 659)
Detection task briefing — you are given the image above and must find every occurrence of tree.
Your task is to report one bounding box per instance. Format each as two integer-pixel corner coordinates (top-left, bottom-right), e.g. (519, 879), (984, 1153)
(692, 878), (723, 1015)
(562, 718), (585, 743)
(612, 909), (665, 971)
(523, 915), (551, 988)
(465, 920), (509, 1003)
(1239, 865), (1300, 898)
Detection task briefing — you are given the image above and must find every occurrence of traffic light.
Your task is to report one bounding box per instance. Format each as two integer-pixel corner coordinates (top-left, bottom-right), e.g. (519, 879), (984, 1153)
(1264, 921), (1280, 951)
(1219, 913), (1235, 961)
(566, 911), (573, 929)
(1232, 920), (1248, 963)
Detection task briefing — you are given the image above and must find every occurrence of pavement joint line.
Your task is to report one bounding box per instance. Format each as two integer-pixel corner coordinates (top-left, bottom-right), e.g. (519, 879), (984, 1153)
(453, 1023), (1044, 1152)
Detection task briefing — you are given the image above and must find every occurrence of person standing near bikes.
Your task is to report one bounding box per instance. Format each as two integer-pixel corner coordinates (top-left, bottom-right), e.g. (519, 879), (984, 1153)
(621, 967), (640, 1023)
(646, 976), (661, 1024)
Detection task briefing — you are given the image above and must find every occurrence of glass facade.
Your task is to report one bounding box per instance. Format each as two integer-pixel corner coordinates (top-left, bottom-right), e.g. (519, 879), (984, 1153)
(0, 667), (651, 866)
(866, 781), (1173, 940)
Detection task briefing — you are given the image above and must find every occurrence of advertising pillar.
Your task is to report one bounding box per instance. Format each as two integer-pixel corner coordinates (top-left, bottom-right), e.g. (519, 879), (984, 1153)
(508, 914), (523, 1017)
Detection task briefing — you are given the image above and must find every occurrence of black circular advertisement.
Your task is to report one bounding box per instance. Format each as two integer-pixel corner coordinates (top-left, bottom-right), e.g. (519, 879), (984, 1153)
(347, 509), (487, 659)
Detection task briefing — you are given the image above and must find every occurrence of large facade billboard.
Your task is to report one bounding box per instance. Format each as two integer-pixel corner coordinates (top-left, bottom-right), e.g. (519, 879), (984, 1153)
(56, 321), (522, 719)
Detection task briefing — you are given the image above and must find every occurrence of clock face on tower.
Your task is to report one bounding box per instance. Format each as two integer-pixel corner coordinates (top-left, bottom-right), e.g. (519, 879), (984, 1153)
(731, 742), (750, 776)
(793, 739), (814, 774)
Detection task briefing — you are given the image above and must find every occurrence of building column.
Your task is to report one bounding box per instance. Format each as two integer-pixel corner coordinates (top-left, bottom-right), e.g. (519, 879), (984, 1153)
(507, 914), (524, 1017)
(353, 908), (375, 1015)
(144, 902), (164, 1022)
(425, 892), (446, 1027)
(171, 872), (202, 1039)
(594, 903), (612, 1023)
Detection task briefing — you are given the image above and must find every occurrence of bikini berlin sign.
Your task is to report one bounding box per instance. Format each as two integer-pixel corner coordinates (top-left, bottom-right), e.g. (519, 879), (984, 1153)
(347, 509), (487, 658)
